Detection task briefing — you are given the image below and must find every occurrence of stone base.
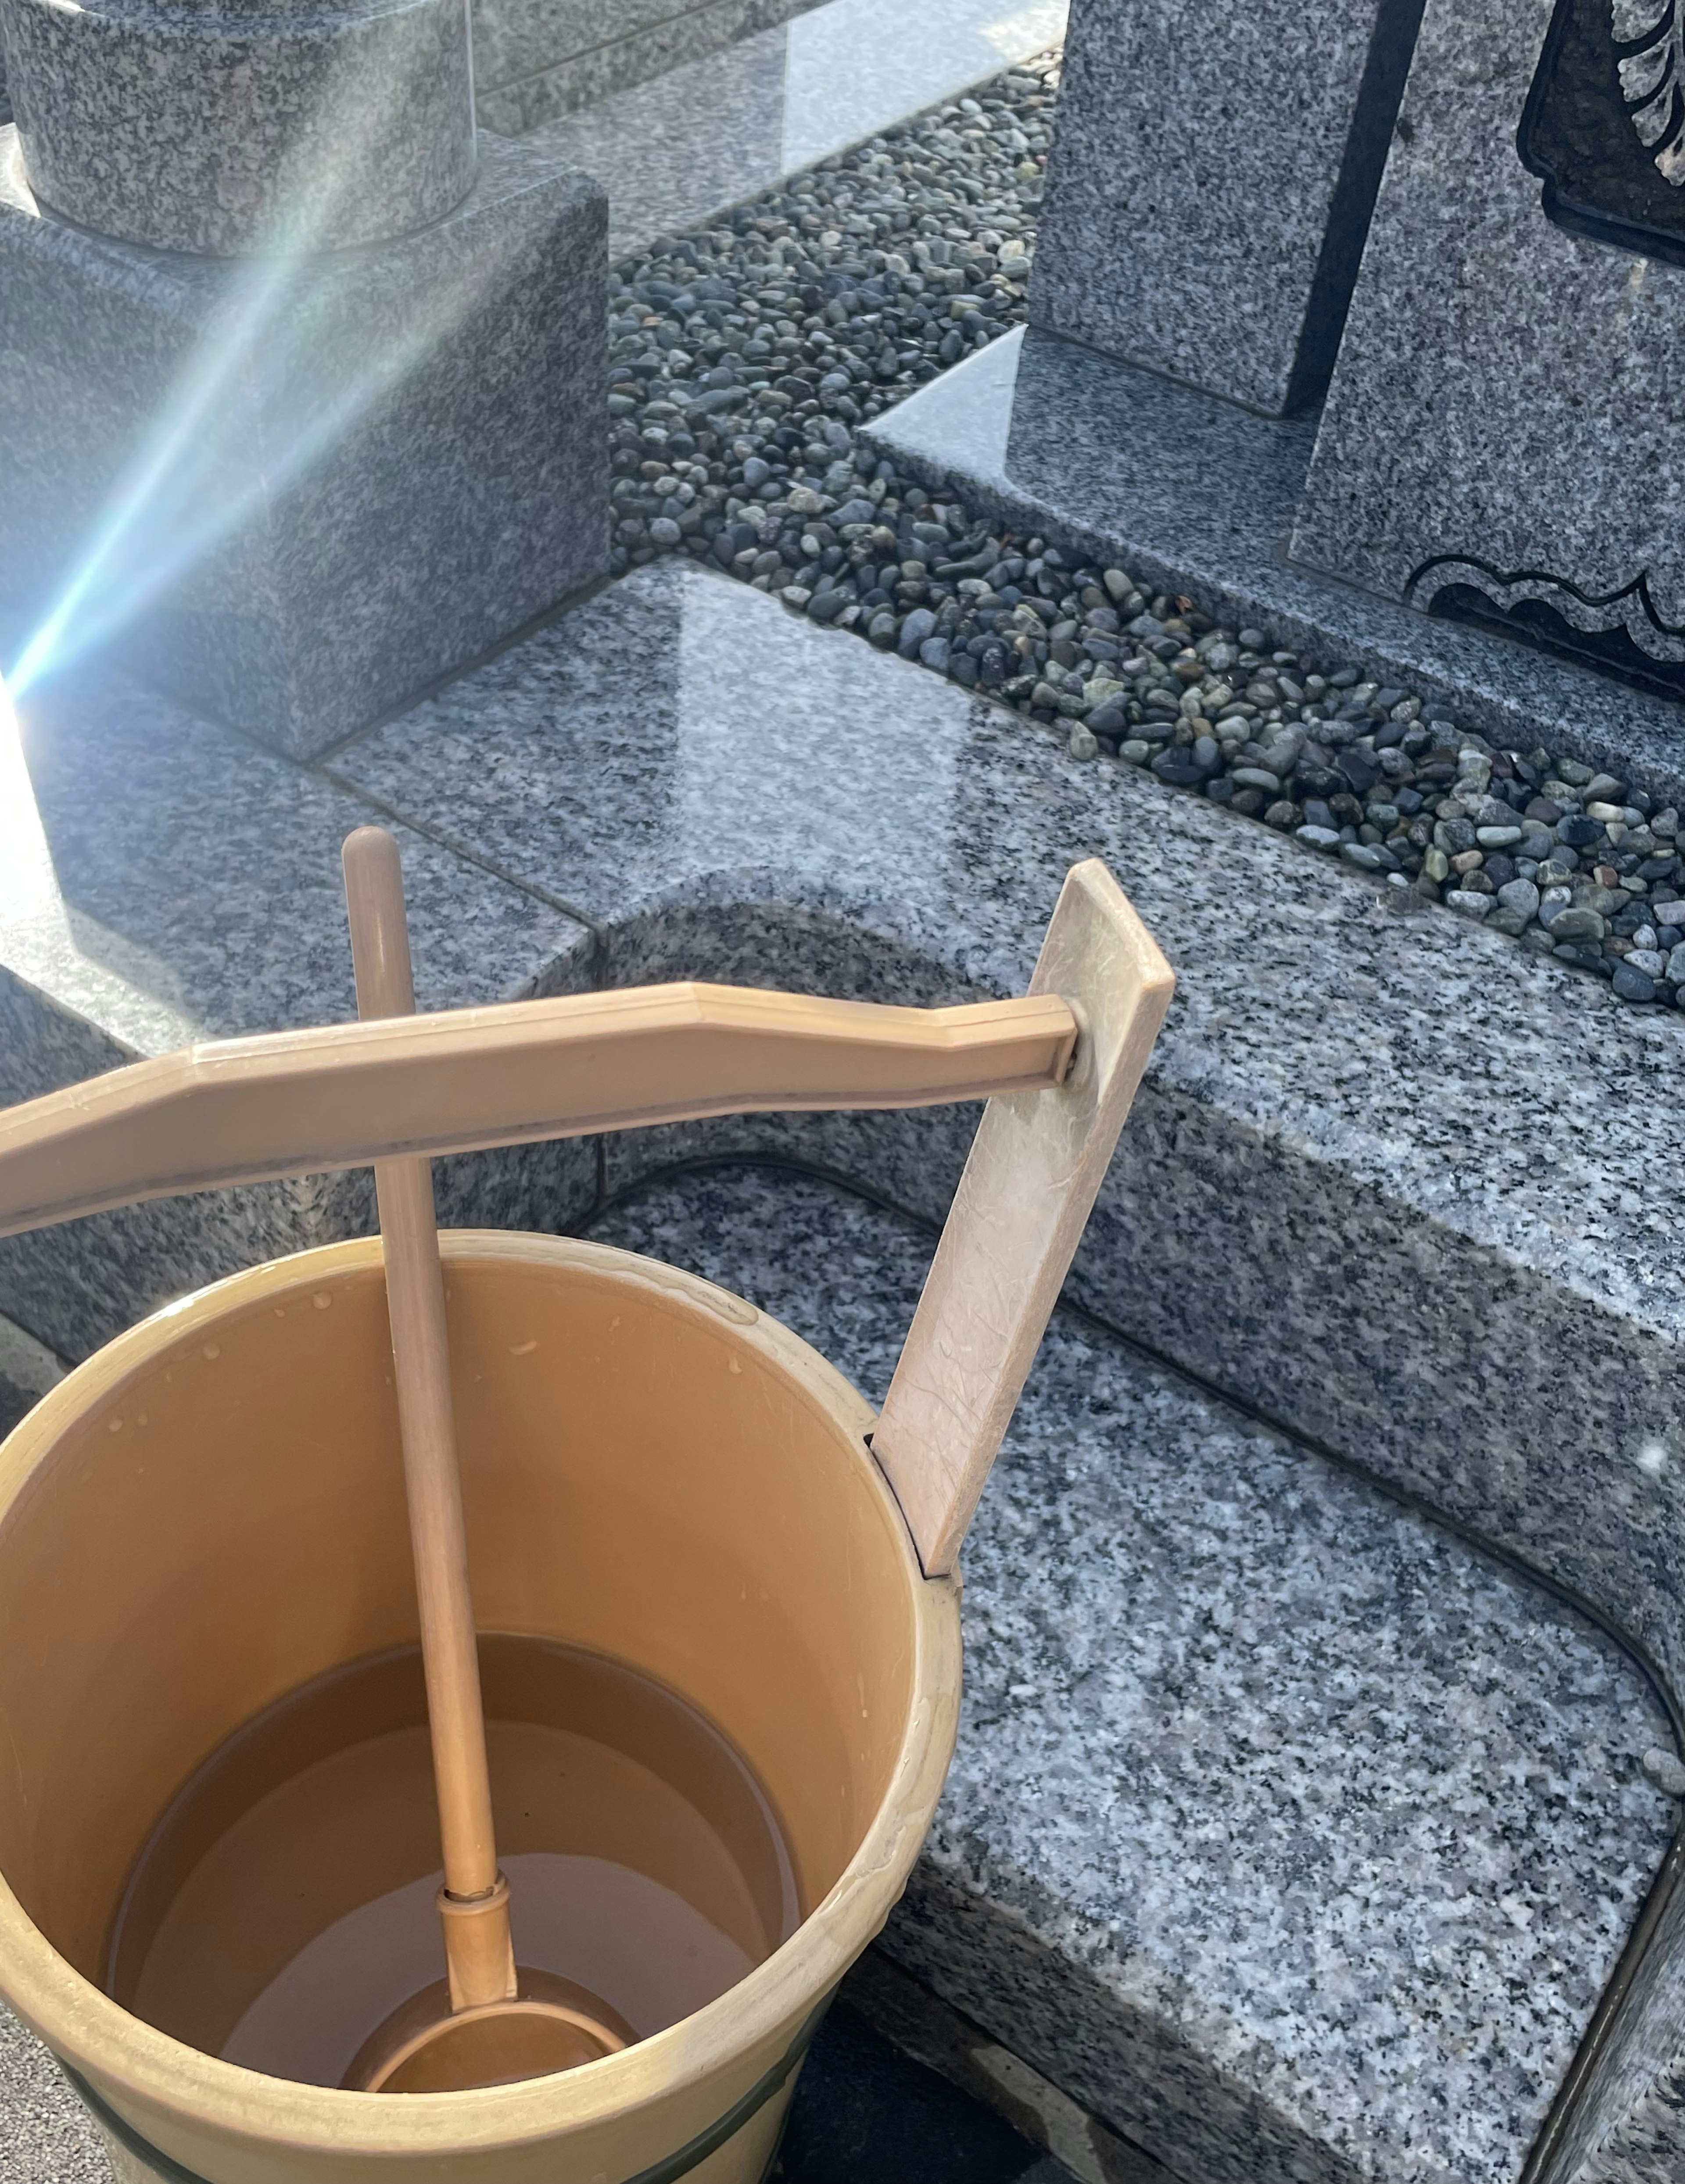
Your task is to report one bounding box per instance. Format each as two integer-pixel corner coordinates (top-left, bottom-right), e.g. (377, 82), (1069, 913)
(472, 0), (823, 137)
(0, 128), (608, 758)
(861, 323), (1685, 797)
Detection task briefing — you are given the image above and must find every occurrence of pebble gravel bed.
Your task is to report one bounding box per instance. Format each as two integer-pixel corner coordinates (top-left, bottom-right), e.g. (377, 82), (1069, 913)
(605, 51), (1685, 1011)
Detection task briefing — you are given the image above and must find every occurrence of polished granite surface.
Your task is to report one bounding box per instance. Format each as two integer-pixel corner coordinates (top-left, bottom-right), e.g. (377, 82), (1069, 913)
(1292, 0), (1685, 686)
(1029, 0), (1408, 416)
(0, 129), (609, 758)
(862, 324), (1685, 798)
(1, 669), (592, 1060)
(15, 555), (1685, 1711)
(324, 562), (1685, 1723)
(0, 667), (599, 1359)
(525, 0), (1065, 259)
(586, 1161), (1678, 2184)
(472, 0), (821, 137)
(7, 554), (1685, 2173)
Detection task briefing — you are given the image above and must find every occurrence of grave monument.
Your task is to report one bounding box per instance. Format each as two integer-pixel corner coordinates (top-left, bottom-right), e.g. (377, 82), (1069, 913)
(1029, 0), (1427, 415)
(1290, 0), (1685, 704)
(0, 0), (609, 757)
(868, 0), (1685, 773)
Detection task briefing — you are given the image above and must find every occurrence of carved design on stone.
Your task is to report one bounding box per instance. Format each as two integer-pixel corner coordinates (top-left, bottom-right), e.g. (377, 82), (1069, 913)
(1405, 555), (1685, 699)
(1519, 0), (1685, 263)
(1614, 0), (1685, 183)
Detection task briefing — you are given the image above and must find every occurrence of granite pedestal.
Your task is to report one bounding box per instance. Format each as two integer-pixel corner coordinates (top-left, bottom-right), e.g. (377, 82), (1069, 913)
(1028, 0), (1425, 416)
(1290, 0), (1685, 708)
(0, 128), (608, 756)
(3, 0), (475, 255)
(862, 325), (1685, 798)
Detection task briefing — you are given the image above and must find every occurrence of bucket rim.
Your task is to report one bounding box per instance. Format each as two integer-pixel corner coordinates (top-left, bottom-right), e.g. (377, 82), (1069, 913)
(0, 1231), (962, 2160)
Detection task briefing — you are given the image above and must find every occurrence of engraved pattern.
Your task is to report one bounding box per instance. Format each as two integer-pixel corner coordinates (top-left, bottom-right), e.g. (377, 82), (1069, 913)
(1614, 0), (1685, 184)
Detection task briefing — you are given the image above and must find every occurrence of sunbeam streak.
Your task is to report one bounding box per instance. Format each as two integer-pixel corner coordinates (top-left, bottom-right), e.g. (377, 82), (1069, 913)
(4, 27), (488, 699)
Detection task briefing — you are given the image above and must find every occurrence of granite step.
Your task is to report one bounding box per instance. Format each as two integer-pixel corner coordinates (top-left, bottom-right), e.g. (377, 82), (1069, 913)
(582, 1159), (1678, 2184)
(322, 563), (1685, 1724)
(8, 560), (1685, 2168)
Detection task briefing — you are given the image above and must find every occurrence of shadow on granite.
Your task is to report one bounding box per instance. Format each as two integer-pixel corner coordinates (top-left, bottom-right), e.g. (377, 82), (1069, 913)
(860, 324), (1685, 802)
(522, 0), (1065, 259)
(584, 1160), (1679, 2184)
(0, 1311), (61, 1440)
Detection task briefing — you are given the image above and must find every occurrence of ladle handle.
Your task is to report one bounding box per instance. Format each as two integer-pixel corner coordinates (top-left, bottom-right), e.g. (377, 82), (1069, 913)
(343, 827), (517, 2010)
(871, 860), (1174, 1577)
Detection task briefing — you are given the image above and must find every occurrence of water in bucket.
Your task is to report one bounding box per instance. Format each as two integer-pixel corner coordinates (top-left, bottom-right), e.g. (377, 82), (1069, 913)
(104, 1637), (800, 2089)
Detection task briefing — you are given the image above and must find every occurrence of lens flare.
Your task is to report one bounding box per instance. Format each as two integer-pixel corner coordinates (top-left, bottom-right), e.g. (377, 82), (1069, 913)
(5, 41), (491, 699)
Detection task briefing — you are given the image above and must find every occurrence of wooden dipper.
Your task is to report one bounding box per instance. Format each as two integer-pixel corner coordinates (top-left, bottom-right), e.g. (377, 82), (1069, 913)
(338, 826), (631, 2094)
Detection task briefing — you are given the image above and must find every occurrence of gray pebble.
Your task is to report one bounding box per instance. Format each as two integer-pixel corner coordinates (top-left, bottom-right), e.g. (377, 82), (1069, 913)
(607, 61), (1680, 1016)
(1549, 908), (1606, 942)
(898, 608), (938, 658)
(1644, 1747), (1685, 1797)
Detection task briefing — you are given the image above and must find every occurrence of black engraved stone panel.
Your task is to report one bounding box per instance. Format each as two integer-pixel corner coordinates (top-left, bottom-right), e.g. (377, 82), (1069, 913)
(1520, 0), (1685, 265)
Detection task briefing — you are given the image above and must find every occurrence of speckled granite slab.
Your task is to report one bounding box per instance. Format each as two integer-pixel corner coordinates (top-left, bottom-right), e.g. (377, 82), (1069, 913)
(0, 125), (608, 755)
(327, 562), (1685, 1717)
(860, 325), (1685, 800)
(1291, 0), (1685, 696)
(1029, 0), (1416, 415)
(0, 666), (598, 1360)
(13, 558), (1685, 2169)
(583, 1160), (1679, 2184)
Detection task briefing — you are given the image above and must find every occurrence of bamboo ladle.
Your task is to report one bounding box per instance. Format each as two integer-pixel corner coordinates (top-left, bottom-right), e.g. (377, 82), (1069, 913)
(338, 827), (632, 2094)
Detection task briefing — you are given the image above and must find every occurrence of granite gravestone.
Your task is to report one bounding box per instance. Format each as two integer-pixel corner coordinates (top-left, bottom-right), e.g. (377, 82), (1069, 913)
(1291, 0), (1685, 700)
(0, 0), (608, 757)
(1027, 0), (1427, 417)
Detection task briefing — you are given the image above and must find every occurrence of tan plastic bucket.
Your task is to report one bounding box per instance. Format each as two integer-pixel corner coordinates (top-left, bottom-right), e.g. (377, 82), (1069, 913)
(0, 1230), (960, 2184)
(0, 854), (1173, 2184)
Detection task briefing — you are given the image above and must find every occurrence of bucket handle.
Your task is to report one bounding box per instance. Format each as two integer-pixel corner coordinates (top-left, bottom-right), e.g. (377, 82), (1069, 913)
(0, 986), (1080, 1239)
(0, 856), (1173, 1575)
(873, 860), (1172, 1575)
